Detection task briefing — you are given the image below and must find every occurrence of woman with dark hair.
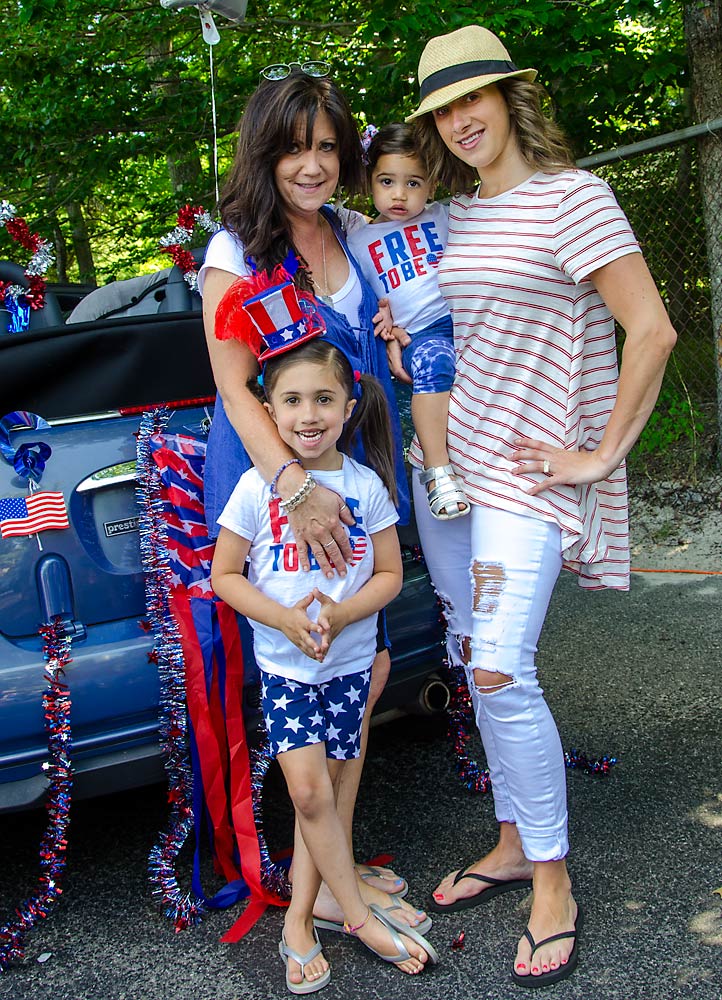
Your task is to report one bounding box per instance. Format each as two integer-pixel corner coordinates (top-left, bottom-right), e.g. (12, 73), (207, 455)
(198, 62), (430, 990)
(398, 24), (677, 988)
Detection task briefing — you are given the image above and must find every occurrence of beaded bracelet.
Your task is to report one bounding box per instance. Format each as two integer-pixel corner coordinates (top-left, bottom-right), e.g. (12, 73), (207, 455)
(279, 471), (317, 513)
(270, 457), (303, 497)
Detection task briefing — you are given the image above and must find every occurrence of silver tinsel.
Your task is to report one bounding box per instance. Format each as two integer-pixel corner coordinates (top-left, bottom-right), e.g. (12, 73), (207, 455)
(0, 200), (17, 225)
(26, 241), (55, 276)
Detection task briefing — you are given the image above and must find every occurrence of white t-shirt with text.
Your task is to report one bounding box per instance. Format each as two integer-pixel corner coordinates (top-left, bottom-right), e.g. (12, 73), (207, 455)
(217, 456), (398, 683)
(347, 202), (450, 334)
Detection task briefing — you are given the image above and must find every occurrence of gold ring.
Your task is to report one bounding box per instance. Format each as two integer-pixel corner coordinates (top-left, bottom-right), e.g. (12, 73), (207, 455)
(543, 459), (551, 475)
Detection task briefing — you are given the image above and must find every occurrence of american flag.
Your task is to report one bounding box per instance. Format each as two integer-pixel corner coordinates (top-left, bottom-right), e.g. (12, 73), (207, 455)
(349, 535), (367, 565)
(0, 491), (70, 538)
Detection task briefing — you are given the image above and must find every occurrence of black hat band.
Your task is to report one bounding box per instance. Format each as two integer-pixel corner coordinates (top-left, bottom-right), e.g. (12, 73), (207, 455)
(420, 59), (520, 99)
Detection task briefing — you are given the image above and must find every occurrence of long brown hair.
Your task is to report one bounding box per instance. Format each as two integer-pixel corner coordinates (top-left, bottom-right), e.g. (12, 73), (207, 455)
(220, 73), (364, 287)
(414, 78), (574, 195)
(261, 339), (398, 505)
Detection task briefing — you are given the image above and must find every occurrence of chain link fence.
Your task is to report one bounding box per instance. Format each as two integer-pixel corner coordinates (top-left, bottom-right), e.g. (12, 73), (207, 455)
(579, 121), (722, 480)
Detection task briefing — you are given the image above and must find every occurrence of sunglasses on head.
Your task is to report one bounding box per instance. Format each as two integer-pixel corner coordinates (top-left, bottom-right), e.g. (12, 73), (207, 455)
(260, 61), (331, 81)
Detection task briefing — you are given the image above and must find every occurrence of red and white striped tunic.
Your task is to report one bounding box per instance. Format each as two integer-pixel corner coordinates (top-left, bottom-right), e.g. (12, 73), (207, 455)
(408, 170), (640, 590)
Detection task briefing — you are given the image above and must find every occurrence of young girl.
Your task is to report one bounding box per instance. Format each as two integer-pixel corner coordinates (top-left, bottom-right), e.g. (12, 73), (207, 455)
(211, 279), (438, 993)
(347, 122), (468, 522)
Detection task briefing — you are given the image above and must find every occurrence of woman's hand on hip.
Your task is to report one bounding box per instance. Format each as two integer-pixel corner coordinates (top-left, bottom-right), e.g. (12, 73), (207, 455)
(511, 436), (618, 495)
(288, 483), (356, 577)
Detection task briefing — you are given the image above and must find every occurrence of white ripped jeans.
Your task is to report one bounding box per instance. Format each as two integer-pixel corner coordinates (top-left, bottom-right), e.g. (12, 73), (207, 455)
(413, 472), (568, 862)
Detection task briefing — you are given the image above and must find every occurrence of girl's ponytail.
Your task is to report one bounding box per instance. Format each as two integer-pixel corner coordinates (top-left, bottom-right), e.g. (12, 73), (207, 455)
(341, 374), (398, 506)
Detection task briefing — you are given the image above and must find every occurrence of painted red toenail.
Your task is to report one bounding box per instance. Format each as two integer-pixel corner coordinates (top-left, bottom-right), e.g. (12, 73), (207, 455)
(532, 967), (539, 973)
(516, 963), (526, 970)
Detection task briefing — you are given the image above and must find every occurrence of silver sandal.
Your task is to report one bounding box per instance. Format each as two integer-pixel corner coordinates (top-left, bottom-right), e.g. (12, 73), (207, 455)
(366, 903), (439, 967)
(419, 464), (470, 521)
(341, 904), (439, 970)
(278, 929), (331, 994)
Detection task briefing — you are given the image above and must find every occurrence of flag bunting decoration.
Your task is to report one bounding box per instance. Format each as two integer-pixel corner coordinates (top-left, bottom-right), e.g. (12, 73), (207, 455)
(136, 408), (289, 939)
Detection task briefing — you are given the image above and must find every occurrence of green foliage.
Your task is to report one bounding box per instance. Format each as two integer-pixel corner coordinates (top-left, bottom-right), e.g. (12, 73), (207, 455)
(597, 146), (712, 347)
(636, 383), (705, 456)
(0, 0), (690, 284)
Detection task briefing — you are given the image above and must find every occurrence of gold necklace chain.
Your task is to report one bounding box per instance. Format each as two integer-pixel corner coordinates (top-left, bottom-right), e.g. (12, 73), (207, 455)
(313, 219), (333, 306)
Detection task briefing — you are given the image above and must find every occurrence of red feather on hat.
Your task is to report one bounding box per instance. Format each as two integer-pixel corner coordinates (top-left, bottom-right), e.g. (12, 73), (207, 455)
(214, 265), (322, 359)
(214, 267), (286, 356)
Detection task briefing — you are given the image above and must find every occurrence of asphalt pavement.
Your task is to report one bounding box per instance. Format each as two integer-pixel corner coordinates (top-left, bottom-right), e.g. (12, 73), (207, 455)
(3, 568), (721, 1000)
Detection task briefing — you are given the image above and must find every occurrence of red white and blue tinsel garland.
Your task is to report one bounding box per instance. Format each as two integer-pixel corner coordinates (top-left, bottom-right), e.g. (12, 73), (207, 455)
(441, 659), (617, 789)
(440, 660), (493, 794)
(158, 204), (220, 294)
(0, 200), (55, 333)
(136, 408), (290, 936)
(136, 407), (205, 931)
(0, 617), (72, 973)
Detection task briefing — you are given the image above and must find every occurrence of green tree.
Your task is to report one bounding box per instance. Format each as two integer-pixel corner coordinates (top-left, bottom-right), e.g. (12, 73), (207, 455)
(0, 1), (689, 283)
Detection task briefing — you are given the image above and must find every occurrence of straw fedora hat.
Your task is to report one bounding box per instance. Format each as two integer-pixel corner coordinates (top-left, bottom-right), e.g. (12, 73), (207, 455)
(406, 25), (537, 121)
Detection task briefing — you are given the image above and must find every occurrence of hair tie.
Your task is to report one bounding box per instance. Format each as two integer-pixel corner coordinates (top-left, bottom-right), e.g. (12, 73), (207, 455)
(360, 124), (379, 165)
(353, 369), (361, 383)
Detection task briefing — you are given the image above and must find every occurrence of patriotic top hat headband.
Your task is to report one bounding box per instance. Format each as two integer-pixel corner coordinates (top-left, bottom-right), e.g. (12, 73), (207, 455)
(215, 266), (364, 391)
(242, 280), (322, 362)
(215, 266), (326, 363)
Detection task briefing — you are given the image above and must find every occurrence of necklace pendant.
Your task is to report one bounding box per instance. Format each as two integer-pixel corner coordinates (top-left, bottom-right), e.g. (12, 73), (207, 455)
(318, 292), (334, 307)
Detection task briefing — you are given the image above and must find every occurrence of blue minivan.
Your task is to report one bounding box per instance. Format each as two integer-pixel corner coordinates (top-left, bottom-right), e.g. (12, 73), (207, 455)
(0, 261), (448, 813)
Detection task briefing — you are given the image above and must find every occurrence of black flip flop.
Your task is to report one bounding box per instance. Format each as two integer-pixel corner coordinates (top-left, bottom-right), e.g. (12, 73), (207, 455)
(428, 869), (533, 914)
(511, 905), (583, 988)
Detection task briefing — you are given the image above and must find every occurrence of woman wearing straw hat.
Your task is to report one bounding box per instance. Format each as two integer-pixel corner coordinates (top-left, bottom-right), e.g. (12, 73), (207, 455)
(400, 24), (676, 987)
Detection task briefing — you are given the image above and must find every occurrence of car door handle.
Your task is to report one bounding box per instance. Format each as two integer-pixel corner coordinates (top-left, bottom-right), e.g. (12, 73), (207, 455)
(76, 461), (137, 493)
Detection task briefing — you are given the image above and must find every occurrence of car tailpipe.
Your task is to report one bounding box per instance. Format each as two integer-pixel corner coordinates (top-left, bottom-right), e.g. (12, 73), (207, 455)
(407, 674), (451, 715)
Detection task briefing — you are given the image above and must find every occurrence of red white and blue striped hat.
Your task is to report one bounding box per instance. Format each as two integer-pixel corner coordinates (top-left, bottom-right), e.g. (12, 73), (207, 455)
(215, 268), (326, 362)
(242, 280), (323, 362)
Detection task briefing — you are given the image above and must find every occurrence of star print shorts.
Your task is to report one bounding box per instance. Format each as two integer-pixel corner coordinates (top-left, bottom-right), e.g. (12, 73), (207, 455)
(260, 667), (372, 760)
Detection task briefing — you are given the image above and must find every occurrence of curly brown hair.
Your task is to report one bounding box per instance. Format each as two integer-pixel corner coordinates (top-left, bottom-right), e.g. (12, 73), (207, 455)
(414, 78), (574, 196)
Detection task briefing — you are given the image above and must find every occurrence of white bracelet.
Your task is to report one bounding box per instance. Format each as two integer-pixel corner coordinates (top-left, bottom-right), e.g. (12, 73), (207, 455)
(279, 472), (317, 513)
